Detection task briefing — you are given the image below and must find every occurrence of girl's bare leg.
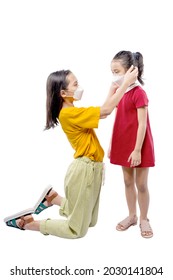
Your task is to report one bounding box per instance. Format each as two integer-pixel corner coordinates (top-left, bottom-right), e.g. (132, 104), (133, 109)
(122, 167), (137, 217)
(116, 167), (137, 230)
(136, 168), (149, 221)
(136, 168), (153, 237)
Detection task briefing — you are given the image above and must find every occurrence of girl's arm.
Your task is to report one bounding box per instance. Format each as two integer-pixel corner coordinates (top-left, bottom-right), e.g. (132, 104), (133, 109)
(128, 107), (147, 167)
(100, 66), (138, 118)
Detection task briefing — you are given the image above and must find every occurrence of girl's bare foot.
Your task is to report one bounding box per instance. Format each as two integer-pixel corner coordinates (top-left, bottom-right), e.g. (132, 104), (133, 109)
(140, 219), (153, 238)
(34, 186), (62, 214)
(116, 215), (137, 231)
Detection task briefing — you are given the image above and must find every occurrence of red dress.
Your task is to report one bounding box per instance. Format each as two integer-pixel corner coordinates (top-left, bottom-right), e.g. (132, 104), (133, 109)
(110, 86), (155, 167)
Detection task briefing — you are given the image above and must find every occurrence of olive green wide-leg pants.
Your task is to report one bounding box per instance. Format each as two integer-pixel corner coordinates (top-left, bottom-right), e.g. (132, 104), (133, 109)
(40, 157), (103, 239)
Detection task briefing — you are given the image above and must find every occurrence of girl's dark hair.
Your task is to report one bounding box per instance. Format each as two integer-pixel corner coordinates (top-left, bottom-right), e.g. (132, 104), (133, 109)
(113, 50), (144, 85)
(45, 69), (71, 130)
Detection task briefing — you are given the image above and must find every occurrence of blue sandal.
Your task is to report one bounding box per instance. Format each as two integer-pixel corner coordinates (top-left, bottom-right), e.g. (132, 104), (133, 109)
(4, 208), (34, 230)
(33, 185), (58, 214)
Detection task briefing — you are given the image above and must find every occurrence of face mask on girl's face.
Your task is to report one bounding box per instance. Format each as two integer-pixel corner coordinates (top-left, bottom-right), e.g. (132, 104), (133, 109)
(73, 86), (84, 100)
(112, 74), (124, 86)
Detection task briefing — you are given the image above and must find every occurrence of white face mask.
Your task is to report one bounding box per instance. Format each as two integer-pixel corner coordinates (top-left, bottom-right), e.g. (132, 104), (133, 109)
(112, 74), (124, 86)
(73, 86), (84, 100)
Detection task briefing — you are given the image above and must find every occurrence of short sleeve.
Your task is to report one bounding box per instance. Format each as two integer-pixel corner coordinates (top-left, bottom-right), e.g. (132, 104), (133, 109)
(60, 106), (100, 129)
(132, 87), (149, 108)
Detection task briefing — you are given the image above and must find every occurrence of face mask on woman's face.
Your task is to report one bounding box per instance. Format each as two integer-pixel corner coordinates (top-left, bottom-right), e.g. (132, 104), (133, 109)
(73, 86), (84, 100)
(112, 74), (124, 86)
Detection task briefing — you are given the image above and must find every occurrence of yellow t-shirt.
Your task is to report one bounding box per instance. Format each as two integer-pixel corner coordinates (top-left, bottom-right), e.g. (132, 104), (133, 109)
(59, 106), (104, 162)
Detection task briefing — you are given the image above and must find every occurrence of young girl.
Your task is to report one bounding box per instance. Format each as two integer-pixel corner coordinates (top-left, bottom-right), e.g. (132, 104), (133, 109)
(108, 51), (155, 238)
(4, 66), (137, 239)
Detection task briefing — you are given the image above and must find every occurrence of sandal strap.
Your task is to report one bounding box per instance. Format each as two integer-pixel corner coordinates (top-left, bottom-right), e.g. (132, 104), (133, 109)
(140, 219), (152, 232)
(35, 202), (47, 212)
(45, 192), (58, 205)
(119, 215), (137, 227)
(18, 216), (34, 229)
(34, 189), (58, 214)
(7, 219), (24, 230)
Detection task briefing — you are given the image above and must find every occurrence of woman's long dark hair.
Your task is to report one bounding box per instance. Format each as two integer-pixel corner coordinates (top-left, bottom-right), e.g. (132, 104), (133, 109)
(45, 70), (71, 130)
(113, 50), (144, 85)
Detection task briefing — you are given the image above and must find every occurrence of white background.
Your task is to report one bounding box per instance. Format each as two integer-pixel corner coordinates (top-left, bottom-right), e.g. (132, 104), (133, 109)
(0, 0), (172, 279)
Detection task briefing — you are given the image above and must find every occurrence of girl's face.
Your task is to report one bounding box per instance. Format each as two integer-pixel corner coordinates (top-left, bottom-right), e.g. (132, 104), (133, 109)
(65, 72), (78, 96)
(111, 59), (126, 76)
(61, 72), (83, 102)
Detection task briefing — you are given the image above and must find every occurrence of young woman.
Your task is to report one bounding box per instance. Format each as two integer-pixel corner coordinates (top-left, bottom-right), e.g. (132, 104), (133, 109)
(4, 66), (137, 239)
(108, 51), (155, 238)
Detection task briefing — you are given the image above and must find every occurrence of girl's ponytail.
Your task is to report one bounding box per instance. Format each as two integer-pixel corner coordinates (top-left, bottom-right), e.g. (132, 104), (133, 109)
(133, 52), (144, 85)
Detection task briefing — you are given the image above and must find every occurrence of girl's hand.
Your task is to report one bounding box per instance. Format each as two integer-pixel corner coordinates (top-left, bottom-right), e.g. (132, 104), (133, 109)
(123, 65), (138, 87)
(128, 150), (141, 167)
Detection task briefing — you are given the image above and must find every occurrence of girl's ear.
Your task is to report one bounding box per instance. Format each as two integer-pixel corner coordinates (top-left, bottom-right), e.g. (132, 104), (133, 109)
(60, 89), (66, 98)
